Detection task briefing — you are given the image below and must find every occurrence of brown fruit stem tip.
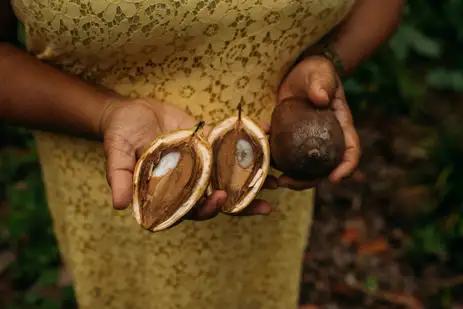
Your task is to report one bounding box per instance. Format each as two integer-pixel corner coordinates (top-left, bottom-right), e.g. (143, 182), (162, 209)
(193, 121), (205, 136)
(237, 98), (243, 120)
(236, 97), (244, 130)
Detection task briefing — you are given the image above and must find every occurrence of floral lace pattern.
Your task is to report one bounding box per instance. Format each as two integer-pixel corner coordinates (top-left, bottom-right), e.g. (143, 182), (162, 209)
(12, 0), (353, 308)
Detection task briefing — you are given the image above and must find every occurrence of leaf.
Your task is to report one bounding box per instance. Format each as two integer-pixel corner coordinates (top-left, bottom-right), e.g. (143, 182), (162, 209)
(435, 165), (454, 199)
(358, 237), (390, 256)
(389, 30), (411, 61)
(343, 78), (364, 94)
(395, 66), (426, 103)
(24, 290), (40, 305)
(389, 24), (442, 60)
(415, 225), (447, 257)
(341, 227), (360, 246)
(426, 69), (463, 92)
(37, 268), (58, 286)
(364, 276), (379, 293)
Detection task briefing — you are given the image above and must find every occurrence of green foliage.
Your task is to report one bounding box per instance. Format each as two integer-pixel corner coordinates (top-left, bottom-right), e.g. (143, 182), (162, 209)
(409, 121), (463, 271)
(364, 276), (379, 293)
(347, 0), (463, 280)
(347, 0), (463, 114)
(0, 125), (75, 308)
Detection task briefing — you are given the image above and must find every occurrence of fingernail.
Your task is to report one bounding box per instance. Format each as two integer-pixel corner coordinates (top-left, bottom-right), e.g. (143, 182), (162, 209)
(218, 195), (227, 205)
(260, 206), (272, 215)
(319, 89), (329, 101)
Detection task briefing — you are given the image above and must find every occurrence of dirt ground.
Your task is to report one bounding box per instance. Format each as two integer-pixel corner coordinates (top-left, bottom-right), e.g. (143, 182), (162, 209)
(299, 101), (463, 308)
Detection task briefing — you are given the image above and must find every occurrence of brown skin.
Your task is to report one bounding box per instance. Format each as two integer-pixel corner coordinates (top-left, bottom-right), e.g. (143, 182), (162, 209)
(0, 0), (404, 218)
(270, 98), (345, 180)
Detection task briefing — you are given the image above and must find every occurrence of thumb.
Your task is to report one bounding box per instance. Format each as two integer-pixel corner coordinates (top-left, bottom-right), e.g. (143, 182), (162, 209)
(104, 137), (136, 210)
(200, 123), (213, 138)
(306, 69), (337, 107)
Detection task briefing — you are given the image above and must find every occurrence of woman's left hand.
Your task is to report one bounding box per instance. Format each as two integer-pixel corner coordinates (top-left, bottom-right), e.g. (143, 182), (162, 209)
(265, 55), (361, 191)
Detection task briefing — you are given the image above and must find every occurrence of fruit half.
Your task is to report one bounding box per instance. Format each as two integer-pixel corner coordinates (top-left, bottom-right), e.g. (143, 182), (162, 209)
(208, 105), (270, 213)
(132, 123), (212, 232)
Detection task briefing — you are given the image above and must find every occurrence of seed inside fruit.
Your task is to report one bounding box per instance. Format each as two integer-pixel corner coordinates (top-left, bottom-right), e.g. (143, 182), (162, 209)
(211, 128), (264, 212)
(236, 138), (254, 168)
(151, 151), (181, 177)
(137, 143), (202, 229)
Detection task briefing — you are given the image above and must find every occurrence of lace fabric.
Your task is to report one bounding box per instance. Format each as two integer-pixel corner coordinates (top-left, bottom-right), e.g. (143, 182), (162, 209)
(11, 0), (354, 308)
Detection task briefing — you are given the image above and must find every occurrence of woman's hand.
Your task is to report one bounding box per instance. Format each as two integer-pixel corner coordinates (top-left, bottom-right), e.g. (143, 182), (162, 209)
(99, 98), (271, 220)
(272, 55), (361, 190)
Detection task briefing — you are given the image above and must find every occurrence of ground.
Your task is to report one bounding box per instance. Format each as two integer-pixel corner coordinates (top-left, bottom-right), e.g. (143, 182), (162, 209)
(300, 99), (463, 308)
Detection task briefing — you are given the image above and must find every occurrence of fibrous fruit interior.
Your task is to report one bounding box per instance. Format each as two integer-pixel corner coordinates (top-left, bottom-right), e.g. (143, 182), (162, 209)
(137, 142), (202, 230)
(210, 126), (263, 212)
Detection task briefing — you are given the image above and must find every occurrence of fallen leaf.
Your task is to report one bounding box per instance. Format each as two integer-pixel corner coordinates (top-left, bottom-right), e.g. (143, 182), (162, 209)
(341, 227), (360, 246)
(357, 237), (390, 256)
(333, 282), (357, 297)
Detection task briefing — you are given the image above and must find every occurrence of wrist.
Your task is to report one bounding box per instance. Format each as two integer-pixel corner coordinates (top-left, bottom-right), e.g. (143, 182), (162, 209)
(96, 92), (124, 139)
(298, 43), (346, 77)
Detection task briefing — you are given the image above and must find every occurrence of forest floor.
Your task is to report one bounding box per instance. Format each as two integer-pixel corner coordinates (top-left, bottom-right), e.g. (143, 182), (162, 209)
(300, 100), (463, 308)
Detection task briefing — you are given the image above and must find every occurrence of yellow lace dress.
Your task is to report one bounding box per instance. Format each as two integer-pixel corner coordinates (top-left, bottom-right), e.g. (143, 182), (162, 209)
(12, 1), (354, 308)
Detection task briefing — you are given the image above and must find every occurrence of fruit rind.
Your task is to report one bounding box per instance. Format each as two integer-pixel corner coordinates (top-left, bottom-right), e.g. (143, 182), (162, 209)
(208, 116), (270, 213)
(270, 98), (345, 180)
(132, 129), (212, 232)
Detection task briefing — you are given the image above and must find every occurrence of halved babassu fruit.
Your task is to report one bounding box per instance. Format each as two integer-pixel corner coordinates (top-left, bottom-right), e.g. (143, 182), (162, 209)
(208, 106), (270, 213)
(132, 123), (212, 232)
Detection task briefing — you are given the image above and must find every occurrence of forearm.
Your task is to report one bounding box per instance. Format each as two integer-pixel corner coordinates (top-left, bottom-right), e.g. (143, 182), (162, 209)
(331, 0), (405, 74)
(0, 43), (115, 138)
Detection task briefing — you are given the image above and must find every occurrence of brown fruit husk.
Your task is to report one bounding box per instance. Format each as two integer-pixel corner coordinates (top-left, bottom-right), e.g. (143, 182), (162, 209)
(132, 125), (212, 232)
(208, 111), (270, 213)
(270, 97), (345, 180)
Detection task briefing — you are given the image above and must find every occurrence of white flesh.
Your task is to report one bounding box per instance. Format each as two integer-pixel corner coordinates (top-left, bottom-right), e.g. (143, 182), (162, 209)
(152, 152), (181, 177)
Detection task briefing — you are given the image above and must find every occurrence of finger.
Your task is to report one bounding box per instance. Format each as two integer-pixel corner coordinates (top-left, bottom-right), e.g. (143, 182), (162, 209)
(306, 67), (337, 106)
(200, 123), (213, 137)
(329, 93), (361, 183)
(329, 123), (361, 183)
(104, 137), (136, 210)
(260, 122), (271, 134)
(231, 199), (272, 216)
(263, 175), (279, 189)
(277, 175), (318, 191)
(186, 190), (226, 220)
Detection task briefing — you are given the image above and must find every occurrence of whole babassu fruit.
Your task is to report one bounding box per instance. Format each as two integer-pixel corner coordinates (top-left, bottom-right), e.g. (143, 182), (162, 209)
(270, 97), (345, 180)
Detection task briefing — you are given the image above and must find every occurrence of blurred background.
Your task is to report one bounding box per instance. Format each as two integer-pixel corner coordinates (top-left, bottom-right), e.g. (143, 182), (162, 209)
(1, 1), (463, 308)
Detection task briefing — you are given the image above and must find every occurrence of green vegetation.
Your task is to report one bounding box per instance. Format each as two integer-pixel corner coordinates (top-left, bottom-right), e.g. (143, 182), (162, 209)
(350, 0), (463, 267)
(0, 126), (75, 308)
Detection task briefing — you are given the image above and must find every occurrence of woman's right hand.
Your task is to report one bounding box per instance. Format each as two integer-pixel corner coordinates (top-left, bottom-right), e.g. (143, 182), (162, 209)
(99, 98), (271, 221)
